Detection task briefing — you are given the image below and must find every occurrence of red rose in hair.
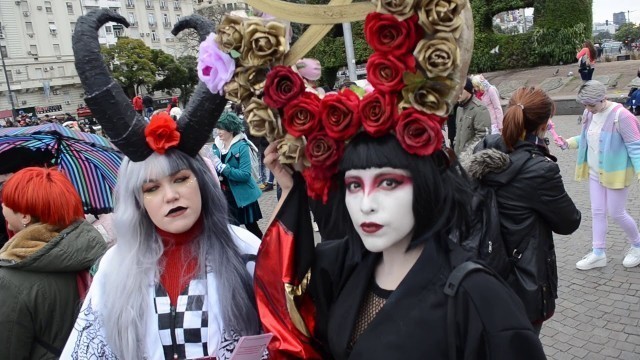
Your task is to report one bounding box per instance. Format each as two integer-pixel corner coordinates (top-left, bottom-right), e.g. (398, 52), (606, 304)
(395, 108), (445, 156)
(305, 131), (344, 169)
(303, 167), (334, 203)
(359, 91), (398, 137)
(263, 65), (306, 109)
(365, 13), (421, 57)
(366, 53), (416, 93)
(283, 92), (321, 137)
(320, 89), (361, 141)
(144, 112), (181, 154)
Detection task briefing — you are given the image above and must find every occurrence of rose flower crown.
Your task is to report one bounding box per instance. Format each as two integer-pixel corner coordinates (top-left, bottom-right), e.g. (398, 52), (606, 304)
(197, 0), (473, 202)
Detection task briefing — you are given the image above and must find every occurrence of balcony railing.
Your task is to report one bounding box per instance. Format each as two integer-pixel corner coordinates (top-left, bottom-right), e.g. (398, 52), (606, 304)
(145, 3), (153, 9)
(125, 1), (134, 8)
(148, 22), (157, 28)
(163, 22), (172, 28)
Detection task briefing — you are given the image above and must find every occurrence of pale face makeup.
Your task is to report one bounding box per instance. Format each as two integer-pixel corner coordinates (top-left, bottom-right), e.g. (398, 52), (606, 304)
(2, 203), (26, 234)
(141, 169), (202, 234)
(344, 167), (415, 253)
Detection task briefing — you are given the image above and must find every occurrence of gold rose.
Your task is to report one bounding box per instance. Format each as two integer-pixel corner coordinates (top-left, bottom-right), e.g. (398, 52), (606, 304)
(401, 71), (453, 117)
(414, 34), (459, 79)
(223, 77), (253, 105)
(417, 0), (466, 38)
(373, 0), (417, 21)
(216, 15), (245, 54)
(236, 66), (269, 96)
(277, 134), (309, 165)
(244, 98), (284, 142)
(241, 20), (288, 67)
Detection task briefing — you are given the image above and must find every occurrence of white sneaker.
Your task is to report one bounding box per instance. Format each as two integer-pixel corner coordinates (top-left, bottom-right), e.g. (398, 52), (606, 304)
(576, 252), (607, 270)
(622, 247), (640, 268)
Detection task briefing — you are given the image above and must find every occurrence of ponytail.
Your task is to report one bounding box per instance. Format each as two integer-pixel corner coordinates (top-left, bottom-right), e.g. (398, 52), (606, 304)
(502, 104), (526, 150)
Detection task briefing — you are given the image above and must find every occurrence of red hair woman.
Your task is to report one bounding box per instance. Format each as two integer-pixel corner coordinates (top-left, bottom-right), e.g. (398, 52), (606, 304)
(0, 167), (106, 359)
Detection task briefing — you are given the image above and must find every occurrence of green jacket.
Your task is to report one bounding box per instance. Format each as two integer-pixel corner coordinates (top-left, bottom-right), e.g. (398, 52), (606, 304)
(0, 220), (106, 359)
(454, 98), (491, 156)
(213, 136), (262, 208)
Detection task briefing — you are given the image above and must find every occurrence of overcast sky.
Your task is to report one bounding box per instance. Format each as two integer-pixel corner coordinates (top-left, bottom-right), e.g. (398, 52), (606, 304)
(592, 0), (640, 24)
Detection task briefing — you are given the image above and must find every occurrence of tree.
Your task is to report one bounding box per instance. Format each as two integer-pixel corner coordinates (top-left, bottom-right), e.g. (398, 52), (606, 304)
(101, 38), (157, 97)
(614, 23), (640, 43)
(153, 55), (199, 106)
(594, 31), (612, 42)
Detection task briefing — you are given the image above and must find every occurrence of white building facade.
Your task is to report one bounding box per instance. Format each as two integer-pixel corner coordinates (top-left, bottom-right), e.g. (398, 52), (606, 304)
(0, 0), (194, 121)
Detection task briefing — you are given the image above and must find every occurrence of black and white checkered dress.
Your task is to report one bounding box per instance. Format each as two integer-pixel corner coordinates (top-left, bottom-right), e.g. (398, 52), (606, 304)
(154, 278), (211, 359)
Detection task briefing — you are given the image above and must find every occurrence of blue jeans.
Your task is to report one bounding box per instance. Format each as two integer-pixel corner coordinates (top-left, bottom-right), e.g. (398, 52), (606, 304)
(259, 151), (274, 184)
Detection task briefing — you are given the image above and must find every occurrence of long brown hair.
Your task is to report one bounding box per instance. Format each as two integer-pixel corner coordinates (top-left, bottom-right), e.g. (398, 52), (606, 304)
(584, 40), (597, 62)
(502, 87), (555, 150)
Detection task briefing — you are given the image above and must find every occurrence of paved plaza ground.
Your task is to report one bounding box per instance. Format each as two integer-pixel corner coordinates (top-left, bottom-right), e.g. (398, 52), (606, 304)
(256, 114), (640, 359)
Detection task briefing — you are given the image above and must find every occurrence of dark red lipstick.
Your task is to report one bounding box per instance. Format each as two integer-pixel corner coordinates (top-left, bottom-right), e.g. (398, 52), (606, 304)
(360, 222), (383, 234)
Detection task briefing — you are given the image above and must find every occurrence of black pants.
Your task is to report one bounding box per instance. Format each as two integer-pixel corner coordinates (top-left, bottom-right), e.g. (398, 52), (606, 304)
(579, 67), (594, 81)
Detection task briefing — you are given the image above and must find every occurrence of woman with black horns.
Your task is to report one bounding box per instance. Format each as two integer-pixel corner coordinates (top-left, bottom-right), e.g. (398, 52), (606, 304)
(61, 10), (262, 359)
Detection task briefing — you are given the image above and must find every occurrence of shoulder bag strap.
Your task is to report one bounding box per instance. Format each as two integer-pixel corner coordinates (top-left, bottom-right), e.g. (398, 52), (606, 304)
(444, 261), (494, 360)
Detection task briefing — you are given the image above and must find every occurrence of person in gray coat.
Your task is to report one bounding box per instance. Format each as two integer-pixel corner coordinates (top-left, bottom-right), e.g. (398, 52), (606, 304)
(454, 78), (491, 160)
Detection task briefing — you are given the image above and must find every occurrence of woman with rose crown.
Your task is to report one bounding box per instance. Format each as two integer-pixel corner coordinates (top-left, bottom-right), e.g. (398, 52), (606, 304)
(61, 10), (263, 360)
(185, 0), (547, 359)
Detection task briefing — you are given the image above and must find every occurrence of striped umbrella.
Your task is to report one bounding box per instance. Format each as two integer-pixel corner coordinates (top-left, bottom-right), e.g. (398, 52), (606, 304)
(0, 124), (123, 215)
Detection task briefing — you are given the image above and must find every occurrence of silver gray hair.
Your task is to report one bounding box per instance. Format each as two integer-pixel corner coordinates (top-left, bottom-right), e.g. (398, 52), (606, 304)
(577, 80), (607, 105)
(103, 150), (259, 358)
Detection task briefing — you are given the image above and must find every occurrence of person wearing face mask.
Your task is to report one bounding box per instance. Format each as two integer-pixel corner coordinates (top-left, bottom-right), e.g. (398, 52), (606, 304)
(454, 78), (491, 160)
(465, 87), (582, 334)
(0, 167), (106, 359)
(62, 11), (262, 359)
(555, 80), (640, 270)
(212, 111), (264, 239)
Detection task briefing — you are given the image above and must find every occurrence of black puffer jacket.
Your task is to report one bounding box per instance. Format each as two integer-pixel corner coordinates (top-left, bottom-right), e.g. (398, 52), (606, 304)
(466, 134), (581, 323)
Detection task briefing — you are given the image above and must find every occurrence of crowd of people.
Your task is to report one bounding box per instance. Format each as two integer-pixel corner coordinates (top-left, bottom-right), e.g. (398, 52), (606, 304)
(2, 3), (640, 360)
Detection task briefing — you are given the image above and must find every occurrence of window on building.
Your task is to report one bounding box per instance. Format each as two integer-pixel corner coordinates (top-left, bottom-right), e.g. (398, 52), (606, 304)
(163, 13), (169, 24)
(105, 26), (113, 34)
(128, 13), (136, 24)
(49, 22), (57, 34)
(0, 46), (8, 58)
(160, 0), (166, 9)
(6, 70), (13, 82)
(45, 1), (52, 13)
(30, 45), (38, 55)
(70, 22), (77, 34)
(148, 13), (155, 25)
(58, 66), (65, 76)
(25, 22), (34, 34)
(53, 44), (61, 56)
(174, 0), (180, 9)
(66, 2), (74, 15)
(176, 14), (181, 22)
(145, 0), (152, 8)
(151, 31), (158, 41)
(126, 0), (134, 8)
(226, 3), (233, 10)
(35, 67), (43, 79)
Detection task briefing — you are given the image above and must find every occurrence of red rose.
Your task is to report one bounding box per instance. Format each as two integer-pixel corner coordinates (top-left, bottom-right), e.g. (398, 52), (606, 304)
(395, 108), (445, 156)
(366, 53), (416, 94)
(365, 13), (422, 57)
(263, 65), (306, 109)
(144, 112), (181, 154)
(303, 167), (334, 204)
(282, 92), (321, 137)
(320, 89), (361, 141)
(359, 91), (398, 137)
(305, 131), (344, 169)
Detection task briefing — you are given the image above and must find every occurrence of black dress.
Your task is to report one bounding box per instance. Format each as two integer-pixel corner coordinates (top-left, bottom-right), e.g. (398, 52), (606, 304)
(310, 237), (547, 360)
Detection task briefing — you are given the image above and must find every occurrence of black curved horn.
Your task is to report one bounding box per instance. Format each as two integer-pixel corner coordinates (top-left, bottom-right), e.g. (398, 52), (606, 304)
(172, 15), (215, 42)
(172, 16), (227, 157)
(72, 9), (152, 161)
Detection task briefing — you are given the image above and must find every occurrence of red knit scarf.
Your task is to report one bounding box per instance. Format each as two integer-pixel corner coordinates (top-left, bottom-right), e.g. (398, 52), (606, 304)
(157, 217), (203, 306)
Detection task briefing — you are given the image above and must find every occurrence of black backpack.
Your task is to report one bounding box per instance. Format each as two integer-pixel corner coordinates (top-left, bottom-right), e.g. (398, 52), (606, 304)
(450, 182), (511, 279)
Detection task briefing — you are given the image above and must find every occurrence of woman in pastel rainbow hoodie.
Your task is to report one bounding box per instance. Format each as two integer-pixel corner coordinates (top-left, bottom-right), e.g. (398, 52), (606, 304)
(557, 80), (640, 270)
